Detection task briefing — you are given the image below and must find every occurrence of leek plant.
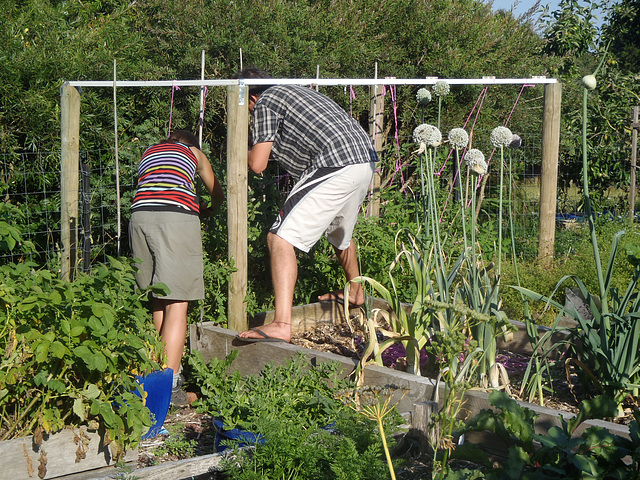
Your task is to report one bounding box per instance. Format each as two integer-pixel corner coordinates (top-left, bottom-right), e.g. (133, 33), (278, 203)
(515, 59), (640, 411)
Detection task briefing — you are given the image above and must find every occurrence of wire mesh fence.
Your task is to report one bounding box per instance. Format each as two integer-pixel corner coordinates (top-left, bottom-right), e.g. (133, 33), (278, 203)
(2, 131), (550, 268)
(1, 146), (141, 267)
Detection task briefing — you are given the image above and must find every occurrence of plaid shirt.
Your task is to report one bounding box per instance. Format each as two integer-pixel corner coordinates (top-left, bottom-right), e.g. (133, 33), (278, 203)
(252, 85), (378, 180)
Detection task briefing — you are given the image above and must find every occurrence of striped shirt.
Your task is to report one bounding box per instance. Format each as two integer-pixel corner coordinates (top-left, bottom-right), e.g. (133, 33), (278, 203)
(252, 85), (378, 181)
(131, 142), (199, 214)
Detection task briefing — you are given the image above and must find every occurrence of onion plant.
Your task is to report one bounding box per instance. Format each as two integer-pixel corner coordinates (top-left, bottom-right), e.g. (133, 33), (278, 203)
(505, 135), (556, 405)
(348, 122), (512, 390)
(490, 125), (514, 281)
(459, 146), (513, 389)
(432, 81), (450, 131)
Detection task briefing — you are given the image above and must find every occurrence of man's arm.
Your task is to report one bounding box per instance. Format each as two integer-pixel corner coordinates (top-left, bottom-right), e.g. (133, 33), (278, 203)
(248, 141), (273, 174)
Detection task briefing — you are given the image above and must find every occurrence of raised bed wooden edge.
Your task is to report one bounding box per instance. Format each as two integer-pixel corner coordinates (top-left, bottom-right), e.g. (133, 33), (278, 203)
(0, 426), (136, 480)
(189, 301), (629, 447)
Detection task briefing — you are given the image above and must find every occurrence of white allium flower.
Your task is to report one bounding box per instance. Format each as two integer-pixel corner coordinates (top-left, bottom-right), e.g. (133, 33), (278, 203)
(464, 149), (487, 175)
(448, 128), (469, 149)
(416, 88), (431, 106)
(582, 74), (597, 90)
(413, 123), (442, 147)
(490, 126), (513, 148)
(433, 81), (450, 97)
(509, 134), (522, 149)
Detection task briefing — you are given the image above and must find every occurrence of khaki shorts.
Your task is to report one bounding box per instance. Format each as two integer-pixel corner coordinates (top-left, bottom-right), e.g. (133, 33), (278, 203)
(270, 162), (375, 252)
(129, 211), (204, 301)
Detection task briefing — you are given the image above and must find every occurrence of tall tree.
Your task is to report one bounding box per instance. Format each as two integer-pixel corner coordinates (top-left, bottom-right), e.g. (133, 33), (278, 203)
(540, 0), (640, 197)
(0, 0), (547, 154)
(602, 0), (640, 72)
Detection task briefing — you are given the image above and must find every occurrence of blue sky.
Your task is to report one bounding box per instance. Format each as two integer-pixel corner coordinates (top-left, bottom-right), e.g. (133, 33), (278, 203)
(490, 0), (561, 18)
(489, 0), (610, 28)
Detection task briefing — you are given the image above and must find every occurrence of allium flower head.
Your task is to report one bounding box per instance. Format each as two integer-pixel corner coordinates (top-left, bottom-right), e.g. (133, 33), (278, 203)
(433, 81), (450, 97)
(416, 88), (431, 106)
(509, 134), (522, 150)
(464, 149), (487, 175)
(413, 123), (442, 147)
(490, 126), (513, 148)
(582, 74), (597, 90)
(448, 128), (469, 149)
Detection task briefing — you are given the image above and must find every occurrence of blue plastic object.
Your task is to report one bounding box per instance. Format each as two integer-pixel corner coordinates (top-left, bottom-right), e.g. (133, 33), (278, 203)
(212, 419), (336, 452)
(135, 368), (173, 439)
(213, 418), (264, 451)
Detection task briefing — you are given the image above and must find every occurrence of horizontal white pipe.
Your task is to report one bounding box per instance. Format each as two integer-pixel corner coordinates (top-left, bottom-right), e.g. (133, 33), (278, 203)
(64, 76), (557, 89)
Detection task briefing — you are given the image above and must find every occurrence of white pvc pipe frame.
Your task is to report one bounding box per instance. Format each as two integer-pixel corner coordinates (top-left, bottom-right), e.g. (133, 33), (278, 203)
(62, 76), (559, 321)
(67, 76), (557, 88)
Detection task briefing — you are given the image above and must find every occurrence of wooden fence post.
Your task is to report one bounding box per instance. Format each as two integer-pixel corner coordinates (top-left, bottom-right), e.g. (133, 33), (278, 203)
(226, 83), (249, 332)
(368, 84), (385, 217)
(60, 83), (81, 282)
(629, 106), (639, 221)
(538, 82), (562, 267)
(412, 401), (440, 454)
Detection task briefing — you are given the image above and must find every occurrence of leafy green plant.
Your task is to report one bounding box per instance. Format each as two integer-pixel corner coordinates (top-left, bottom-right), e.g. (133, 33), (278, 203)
(189, 350), (404, 480)
(220, 411), (399, 480)
(187, 350), (353, 432)
(0, 255), (166, 456)
(152, 424), (197, 461)
(0, 199), (35, 257)
(454, 390), (640, 479)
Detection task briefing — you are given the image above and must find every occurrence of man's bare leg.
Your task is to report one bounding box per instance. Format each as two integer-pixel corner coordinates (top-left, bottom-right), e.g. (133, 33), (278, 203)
(152, 298), (189, 373)
(238, 232), (295, 342)
(318, 240), (365, 306)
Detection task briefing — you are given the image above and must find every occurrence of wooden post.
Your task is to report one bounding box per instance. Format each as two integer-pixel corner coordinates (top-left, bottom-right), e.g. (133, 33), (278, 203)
(630, 106), (639, 221)
(226, 83), (249, 332)
(538, 82), (562, 267)
(60, 83), (81, 282)
(412, 401), (440, 454)
(368, 84), (384, 217)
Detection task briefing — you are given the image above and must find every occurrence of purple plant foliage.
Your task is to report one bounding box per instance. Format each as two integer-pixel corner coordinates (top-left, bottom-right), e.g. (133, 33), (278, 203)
(380, 343), (430, 370)
(496, 353), (531, 374)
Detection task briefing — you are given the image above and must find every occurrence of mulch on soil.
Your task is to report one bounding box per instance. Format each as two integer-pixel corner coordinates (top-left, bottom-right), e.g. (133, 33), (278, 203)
(291, 322), (638, 424)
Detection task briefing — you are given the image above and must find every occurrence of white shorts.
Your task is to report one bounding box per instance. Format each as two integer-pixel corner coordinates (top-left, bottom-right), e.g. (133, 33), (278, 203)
(270, 162), (375, 252)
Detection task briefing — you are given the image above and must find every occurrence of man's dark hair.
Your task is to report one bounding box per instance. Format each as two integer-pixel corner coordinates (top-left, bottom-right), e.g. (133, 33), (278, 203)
(236, 67), (274, 96)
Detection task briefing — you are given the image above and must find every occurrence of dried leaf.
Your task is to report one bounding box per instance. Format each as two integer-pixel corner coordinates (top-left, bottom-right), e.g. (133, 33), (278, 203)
(74, 429), (90, 463)
(33, 425), (43, 447)
(109, 440), (124, 461)
(38, 449), (47, 479)
(23, 442), (34, 477)
(75, 442), (87, 462)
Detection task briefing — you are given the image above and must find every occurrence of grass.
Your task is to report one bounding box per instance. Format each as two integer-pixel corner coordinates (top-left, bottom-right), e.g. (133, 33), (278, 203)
(500, 215), (640, 326)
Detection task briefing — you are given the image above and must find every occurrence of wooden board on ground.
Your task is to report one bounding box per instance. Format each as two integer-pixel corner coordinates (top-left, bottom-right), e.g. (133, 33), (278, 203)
(0, 426), (136, 480)
(90, 452), (224, 480)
